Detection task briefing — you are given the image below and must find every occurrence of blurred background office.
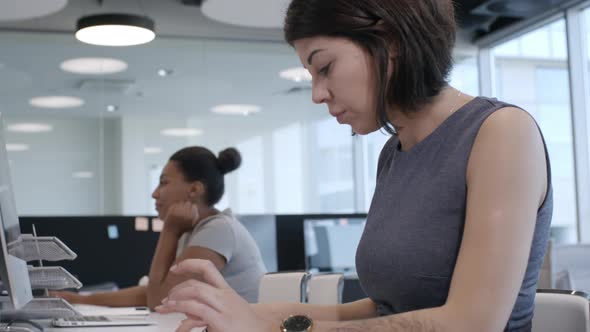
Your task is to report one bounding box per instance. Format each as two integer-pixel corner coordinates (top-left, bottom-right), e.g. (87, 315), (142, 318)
(0, 0), (589, 296)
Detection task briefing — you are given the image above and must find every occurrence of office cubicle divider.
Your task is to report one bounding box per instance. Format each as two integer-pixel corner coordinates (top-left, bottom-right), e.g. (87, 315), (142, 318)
(18, 213), (368, 303)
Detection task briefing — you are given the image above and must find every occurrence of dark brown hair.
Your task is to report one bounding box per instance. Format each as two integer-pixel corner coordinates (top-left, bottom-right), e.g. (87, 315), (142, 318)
(284, 0), (457, 134)
(170, 147), (241, 205)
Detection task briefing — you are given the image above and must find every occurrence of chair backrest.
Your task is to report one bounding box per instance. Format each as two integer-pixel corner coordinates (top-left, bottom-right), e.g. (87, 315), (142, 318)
(306, 273), (344, 305)
(532, 289), (590, 332)
(257, 272), (310, 304)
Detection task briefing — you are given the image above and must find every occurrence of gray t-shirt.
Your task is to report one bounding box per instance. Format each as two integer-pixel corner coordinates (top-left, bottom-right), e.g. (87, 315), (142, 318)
(177, 209), (266, 303)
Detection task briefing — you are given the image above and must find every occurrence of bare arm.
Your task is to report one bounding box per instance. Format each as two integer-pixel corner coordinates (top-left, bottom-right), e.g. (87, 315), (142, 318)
(52, 286), (147, 307)
(310, 108), (548, 331)
(253, 297), (378, 322)
(146, 225), (226, 309)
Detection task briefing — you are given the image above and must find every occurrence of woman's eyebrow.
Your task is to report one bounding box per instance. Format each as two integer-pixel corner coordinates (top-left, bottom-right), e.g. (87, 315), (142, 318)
(307, 49), (325, 65)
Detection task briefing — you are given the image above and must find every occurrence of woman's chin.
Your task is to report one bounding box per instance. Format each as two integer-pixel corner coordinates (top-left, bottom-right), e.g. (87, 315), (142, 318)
(353, 125), (380, 136)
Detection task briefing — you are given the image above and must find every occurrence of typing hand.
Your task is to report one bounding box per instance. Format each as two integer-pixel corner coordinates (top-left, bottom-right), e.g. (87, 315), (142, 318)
(155, 259), (276, 332)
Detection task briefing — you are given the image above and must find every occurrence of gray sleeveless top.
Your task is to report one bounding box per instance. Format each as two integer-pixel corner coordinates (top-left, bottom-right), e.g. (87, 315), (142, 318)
(355, 97), (552, 332)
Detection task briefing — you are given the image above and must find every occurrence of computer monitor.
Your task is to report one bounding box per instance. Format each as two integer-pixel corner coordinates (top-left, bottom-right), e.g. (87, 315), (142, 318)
(0, 113), (33, 309)
(303, 217), (365, 273)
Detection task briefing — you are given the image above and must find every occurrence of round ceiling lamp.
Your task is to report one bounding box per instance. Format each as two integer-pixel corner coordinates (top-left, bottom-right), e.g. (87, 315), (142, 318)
(201, 0), (291, 28)
(75, 13), (156, 47)
(7, 123), (53, 133)
(0, 0), (67, 21)
(60, 57), (128, 75)
(29, 96), (84, 109)
(211, 104), (261, 116)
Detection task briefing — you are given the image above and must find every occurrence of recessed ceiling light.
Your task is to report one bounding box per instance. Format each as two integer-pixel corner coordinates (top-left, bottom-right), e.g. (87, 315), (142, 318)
(157, 69), (173, 77)
(211, 104), (261, 116)
(75, 14), (156, 47)
(5, 144), (30, 152)
(7, 123), (53, 133)
(72, 171), (94, 179)
(61, 57), (128, 75)
(106, 105), (118, 112)
(30, 96), (85, 109)
(144, 147), (162, 154)
(280, 67), (312, 82)
(160, 128), (203, 137)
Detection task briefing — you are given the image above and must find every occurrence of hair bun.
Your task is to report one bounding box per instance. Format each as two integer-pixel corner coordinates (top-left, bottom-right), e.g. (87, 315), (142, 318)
(217, 147), (242, 175)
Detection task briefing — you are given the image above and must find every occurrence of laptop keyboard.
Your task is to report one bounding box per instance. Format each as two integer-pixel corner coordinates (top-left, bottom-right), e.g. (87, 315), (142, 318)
(63, 316), (110, 322)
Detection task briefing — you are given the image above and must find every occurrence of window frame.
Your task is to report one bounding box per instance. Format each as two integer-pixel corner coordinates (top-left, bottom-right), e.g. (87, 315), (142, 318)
(477, 1), (590, 243)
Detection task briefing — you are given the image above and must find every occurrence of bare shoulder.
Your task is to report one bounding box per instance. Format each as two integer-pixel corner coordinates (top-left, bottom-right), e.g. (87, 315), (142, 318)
(482, 106), (541, 137)
(471, 106), (545, 157)
(467, 106), (547, 204)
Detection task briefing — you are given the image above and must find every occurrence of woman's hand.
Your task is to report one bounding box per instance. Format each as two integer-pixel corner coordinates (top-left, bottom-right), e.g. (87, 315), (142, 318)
(155, 259), (277, 332)
(164, 201), (200, 235)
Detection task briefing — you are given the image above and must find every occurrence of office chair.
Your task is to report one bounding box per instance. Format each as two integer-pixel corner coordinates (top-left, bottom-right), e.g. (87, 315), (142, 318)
(306, 273), (344, 305)
(532, 289), (590, 332)
(257, 272), (310, 304)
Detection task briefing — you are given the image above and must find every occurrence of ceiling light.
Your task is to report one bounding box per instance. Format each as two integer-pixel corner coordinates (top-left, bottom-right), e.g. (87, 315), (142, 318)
(75, 13), (156, 47)
(280, 67), (312, 82)
(5, 144), (30, 152)
(61, 57), (128, 75)
(72, 171), (94, 179)
(160, 128), (203, 137)
(30, 96), (84, 109)
(106, 105), (118, 112)
(7, 123), (53, 133)
(144, 147), (162, 154)
(157, 69), (173, 77)
(211, 104), (261, 116)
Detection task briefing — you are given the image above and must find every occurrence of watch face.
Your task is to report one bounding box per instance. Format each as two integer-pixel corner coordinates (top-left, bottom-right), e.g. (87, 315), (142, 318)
(283, 315), (312, 331)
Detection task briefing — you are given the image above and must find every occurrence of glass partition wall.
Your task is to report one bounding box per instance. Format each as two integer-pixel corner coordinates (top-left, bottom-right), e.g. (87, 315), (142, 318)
(5, 1), (590, 246)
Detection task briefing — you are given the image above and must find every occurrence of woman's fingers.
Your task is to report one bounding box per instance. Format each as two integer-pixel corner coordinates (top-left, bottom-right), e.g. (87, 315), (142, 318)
(171, 259), (230, 289)
(155, 305), (204, 323)
(176, 318), (206, 332)
(168, 279), (200, 297)
(165, 282), (226, 313)
(165, 300), (222, 330)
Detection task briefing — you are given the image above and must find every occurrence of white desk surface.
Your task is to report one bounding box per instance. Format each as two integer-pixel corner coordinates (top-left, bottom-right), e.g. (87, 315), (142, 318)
(41, 313), (206, 332)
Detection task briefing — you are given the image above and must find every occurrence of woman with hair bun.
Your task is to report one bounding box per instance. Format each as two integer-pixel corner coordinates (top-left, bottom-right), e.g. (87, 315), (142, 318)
(52, 146), (266, 309)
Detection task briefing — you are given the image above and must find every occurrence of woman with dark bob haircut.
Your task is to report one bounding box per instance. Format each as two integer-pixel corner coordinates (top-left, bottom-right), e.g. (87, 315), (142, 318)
(158, 1), (551, 331)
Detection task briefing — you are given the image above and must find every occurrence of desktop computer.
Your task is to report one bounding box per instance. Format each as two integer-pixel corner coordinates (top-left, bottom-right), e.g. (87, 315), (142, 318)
(0, 113), (82, 325)
(0, 112), (33, 310)
(303, 217), (366, 273)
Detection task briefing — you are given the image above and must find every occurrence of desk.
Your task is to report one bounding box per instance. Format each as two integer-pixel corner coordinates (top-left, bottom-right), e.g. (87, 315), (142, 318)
(42, 313), (206, 332)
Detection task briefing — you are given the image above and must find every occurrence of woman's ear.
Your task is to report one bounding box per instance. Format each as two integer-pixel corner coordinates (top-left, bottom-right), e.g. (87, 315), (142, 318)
(189, 181), (205, 201)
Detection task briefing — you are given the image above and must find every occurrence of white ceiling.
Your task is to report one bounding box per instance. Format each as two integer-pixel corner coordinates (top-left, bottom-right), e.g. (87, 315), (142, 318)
(0, 0), (326, 129)
(0, 0), (476, 130)
(0, 0), (285, 41)
(0, 0), (67, 21)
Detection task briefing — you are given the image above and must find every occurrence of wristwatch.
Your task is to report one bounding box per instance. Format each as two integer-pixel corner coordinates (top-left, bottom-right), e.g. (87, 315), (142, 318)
(280, 315), (313, 332)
